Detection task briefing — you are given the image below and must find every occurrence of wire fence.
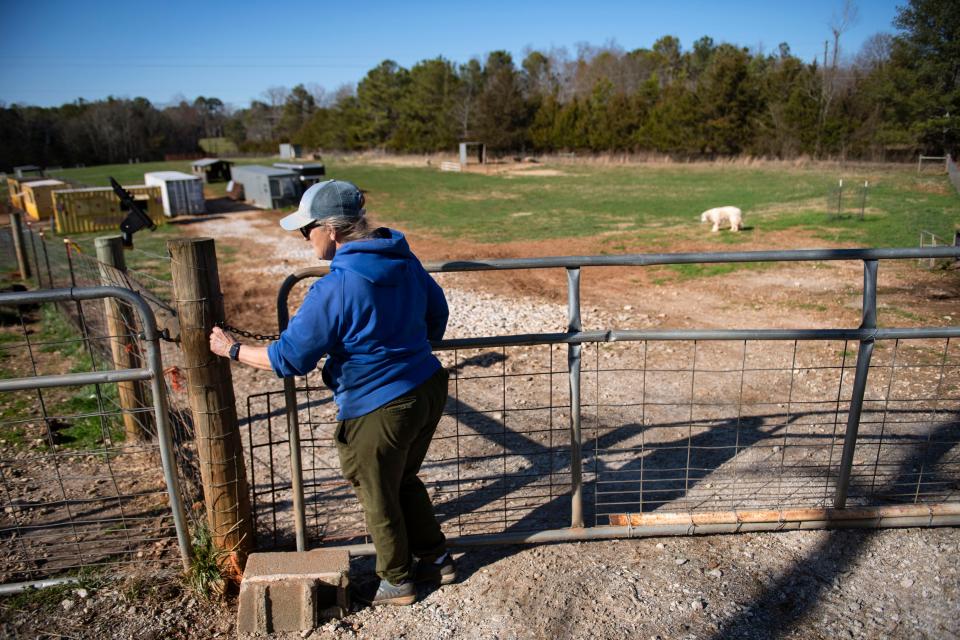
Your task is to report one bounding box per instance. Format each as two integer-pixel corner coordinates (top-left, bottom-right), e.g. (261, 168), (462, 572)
(948, 154), (960, 196)
(826, 179), (869, 220)
(244, 250), (960, 551)
(0, 219), (199, 585)
(245, 339), (960, 549)
(4, 214), (959, 576)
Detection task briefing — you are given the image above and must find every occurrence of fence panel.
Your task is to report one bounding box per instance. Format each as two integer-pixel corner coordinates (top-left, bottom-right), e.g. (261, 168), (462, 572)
(0, 226), (201, 587)
(0, 287), (191, 585)
(52, 186), (165, 235)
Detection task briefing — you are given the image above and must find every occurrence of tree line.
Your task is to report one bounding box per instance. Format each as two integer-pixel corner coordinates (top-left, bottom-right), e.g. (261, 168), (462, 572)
(1, 0), (955, 172)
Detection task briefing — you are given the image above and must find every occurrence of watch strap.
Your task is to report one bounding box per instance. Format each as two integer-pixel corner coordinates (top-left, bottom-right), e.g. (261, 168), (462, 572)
(228, 342), (241, 361)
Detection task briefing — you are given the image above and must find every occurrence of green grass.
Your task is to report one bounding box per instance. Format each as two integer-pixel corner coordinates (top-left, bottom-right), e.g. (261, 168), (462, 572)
(33, 306), (123, 449)
(61, 223), (181, 282)
(37, 157), (960, 252)
(0, 394), (30, 447)
(184, 524), (226, 600)
(882, 306), (924, 322)
(316, 162), (958, 247)
(663, 261), (775, 280)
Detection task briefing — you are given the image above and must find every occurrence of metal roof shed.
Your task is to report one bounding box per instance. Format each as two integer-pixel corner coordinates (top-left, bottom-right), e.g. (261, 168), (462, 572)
(273, 162), (326, 187)
(191, 158), (233, 183)
(230, 165), (301, 209)
(13, 165), (44, 179)
(144, 171), (206, 217)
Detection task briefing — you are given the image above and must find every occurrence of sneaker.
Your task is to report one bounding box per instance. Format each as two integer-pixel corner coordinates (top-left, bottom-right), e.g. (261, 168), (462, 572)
(415, 553), (457, 585)
(371, 579), (416, 606)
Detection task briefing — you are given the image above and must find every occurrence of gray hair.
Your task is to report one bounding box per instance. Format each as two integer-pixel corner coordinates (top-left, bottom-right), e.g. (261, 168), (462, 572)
(323, 212), (376, 244)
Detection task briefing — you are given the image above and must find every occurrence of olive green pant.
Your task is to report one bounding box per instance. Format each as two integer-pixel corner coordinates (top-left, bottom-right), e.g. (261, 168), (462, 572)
(335, 367), (448, 584)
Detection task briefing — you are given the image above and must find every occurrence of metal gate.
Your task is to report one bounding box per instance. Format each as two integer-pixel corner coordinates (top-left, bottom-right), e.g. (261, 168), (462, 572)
(0, 287), (191, 588)
(244, 247), (960, 553)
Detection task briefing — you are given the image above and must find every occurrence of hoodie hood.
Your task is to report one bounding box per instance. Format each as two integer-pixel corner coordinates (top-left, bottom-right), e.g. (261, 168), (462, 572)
(330, 228), (414, 286)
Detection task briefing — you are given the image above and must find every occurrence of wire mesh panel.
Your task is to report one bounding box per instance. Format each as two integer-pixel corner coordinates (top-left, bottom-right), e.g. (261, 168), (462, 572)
(583, 339), (855, 520)
(245, 344), (577, 548)
(242, 336), (960, 546)
(845, 337), (960, 505)
(0, 231), (198, 584)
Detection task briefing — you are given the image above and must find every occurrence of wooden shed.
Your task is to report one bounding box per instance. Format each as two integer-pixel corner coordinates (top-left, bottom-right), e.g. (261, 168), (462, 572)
(22, 179), (67, 220)
(6, 176), (46, 211)
(52, 185), (165, 234)
(191, 158), (233, 183)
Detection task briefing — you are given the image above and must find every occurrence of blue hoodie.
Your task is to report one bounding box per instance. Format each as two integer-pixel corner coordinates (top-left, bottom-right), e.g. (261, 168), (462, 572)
(267, 228), (448, 419)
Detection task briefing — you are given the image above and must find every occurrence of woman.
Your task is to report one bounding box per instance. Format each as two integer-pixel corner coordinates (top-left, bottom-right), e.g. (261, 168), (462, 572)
(209, 179), (454, 606)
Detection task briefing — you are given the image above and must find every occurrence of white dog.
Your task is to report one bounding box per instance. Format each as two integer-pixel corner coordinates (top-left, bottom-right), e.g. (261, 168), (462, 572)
(700, 206), (743, 232)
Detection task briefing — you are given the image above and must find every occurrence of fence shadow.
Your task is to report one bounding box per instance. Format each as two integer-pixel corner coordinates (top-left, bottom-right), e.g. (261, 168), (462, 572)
(707, 415), (960, 639)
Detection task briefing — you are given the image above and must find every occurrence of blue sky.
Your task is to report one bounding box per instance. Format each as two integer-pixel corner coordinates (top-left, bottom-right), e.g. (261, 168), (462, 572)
(1, 0), (904, 109)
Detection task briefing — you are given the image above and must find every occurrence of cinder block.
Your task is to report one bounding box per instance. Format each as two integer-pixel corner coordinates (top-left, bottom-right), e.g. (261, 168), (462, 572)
(237, 549), (350, 634)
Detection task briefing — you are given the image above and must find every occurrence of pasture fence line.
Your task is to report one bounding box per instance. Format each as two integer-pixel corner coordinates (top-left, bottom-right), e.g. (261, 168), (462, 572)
(0, 219), (210, 589)
(246, 246), (960, 554)
(826, 179), (869, 220)
(948, 154), (960, 196)
(917, 154), (947, 174)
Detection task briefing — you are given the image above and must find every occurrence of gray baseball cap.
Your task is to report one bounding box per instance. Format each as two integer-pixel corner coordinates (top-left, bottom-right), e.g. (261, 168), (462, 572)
(279, 179), (365, 231)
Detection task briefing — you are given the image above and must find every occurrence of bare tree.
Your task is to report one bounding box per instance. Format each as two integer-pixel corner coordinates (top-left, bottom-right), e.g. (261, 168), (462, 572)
(305, 83), (330, 108)
(830, 0), (860, 70)
(261, 86), (289, 139)
(855, 33), (893, 71)
(816, 0), (859, 156)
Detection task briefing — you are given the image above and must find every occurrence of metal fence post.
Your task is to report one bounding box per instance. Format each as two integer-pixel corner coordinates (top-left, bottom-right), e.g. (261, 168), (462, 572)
(26, 222), (41, 288)
(96, 236), (152, 443)
(9, 212), (31, 281)
(168, 237), (253, 570)
(859, 181), (868, 220)
(833, 259), (878, 509)
(38, 231), (54, 288)
(567, 267), (584, 528)
(277, 274), (308, 551)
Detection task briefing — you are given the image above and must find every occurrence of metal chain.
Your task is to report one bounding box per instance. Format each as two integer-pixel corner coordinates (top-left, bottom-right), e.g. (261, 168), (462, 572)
(216, 320), (280, 342)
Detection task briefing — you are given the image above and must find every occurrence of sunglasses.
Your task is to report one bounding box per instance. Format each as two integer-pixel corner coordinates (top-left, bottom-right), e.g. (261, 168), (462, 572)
(300, 221), (319, 240)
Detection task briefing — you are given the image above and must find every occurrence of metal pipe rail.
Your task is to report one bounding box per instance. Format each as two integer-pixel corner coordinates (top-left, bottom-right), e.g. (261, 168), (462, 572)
(275, 246), (960, 551)
(0, 286), (192, 571)
(333, 503), (960, 556)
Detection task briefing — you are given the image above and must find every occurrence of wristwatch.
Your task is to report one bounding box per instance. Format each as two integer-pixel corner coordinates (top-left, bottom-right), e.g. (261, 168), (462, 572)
(228, 342), (241, 361)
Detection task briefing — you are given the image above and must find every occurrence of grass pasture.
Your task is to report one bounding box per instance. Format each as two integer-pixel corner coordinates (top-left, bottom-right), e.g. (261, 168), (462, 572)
(326, 161), (958, 249)
(33, 158), (960, 253)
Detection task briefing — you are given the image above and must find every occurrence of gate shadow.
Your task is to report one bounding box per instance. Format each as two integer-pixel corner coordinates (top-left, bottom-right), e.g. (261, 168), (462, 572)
(437, 399), (805, 535)
(436, 401), (958, 556)
(706, 413), (959, 639)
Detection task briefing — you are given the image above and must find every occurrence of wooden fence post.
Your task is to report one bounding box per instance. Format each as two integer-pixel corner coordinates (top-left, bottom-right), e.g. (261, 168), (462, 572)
(168, 237), (253, 570)
(9, 212), (30, 280)
(95, 235), (152, 443)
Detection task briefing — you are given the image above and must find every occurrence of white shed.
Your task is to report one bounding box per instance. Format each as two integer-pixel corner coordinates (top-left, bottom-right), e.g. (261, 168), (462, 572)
(144, 171), (205, 217)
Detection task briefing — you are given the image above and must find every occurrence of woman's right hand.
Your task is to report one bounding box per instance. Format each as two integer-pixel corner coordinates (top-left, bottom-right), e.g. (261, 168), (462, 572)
(209, 326), (237, 358)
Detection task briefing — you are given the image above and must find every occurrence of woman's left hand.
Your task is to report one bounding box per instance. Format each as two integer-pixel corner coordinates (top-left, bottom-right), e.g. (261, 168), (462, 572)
(209, 326), (237, 358)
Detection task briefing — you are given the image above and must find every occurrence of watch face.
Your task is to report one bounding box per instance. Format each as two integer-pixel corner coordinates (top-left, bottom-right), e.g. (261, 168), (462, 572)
(229, 342), (241, 361)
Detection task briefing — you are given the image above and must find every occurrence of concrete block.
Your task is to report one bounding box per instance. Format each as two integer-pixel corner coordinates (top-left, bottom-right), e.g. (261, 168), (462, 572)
(237, 549), (350, 634)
